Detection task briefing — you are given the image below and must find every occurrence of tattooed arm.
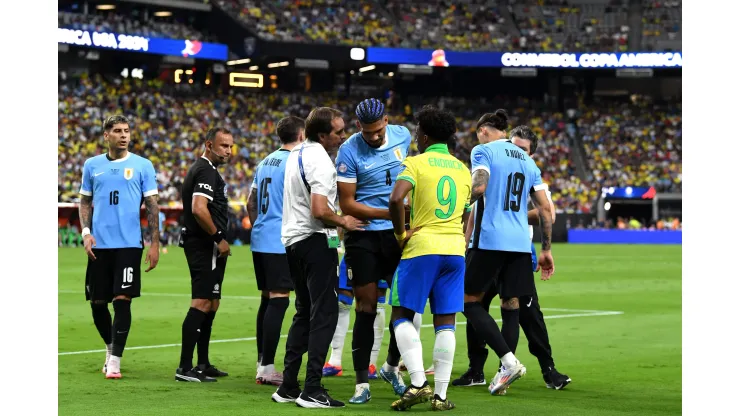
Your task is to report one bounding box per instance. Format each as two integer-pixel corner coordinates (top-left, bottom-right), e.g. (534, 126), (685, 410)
(79, 194), (96, 260)
(144, 195), (160, 272)
(470, 169), (489, 204)
(531, 189), (553, 251)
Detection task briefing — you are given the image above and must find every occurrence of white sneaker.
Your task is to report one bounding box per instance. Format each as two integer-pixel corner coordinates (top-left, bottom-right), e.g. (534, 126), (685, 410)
(491, 367), (506, 395)
(106, 356), (122, 379)
(489, 362), (526, 395)
(102, 344), (112, 374)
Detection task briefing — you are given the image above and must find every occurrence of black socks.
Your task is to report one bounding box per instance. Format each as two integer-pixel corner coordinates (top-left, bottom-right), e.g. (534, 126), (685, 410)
(352, 311), (376, 383)
(91, 302), (112, 345)
(261, 297), (289, 366)
(463, 302), (511, 358)
(179, 307), (207, 370)
(197, 311), (216, 367)
(111, 299), (131, 357)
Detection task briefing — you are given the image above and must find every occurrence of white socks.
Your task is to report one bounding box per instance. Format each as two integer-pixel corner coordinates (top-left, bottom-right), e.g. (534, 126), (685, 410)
(413, 313), (422, 335)
(394, 320), (426, 387)
(433, 328), (456, 400)
(329, 301), (351, 367)
(501, 352), (518, 370)
(370, 304), (386, 367)
(258, 363), (275, 374)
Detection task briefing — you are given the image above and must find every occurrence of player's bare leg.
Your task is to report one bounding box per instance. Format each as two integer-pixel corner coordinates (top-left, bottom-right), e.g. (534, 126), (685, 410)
(390, 306), (433, 411)
(90, 300), (113, 374)
(462, 293), (526, 395)
(349, 282), (379, 404)
(106, 294), (132, 379)
(256, 290), (290, 385)
(324, 289), (353, 377)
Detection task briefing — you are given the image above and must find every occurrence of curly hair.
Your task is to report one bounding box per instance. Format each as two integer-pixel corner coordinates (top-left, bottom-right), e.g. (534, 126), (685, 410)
(416, 104), (457, 143)
(509, 125), (539, 154)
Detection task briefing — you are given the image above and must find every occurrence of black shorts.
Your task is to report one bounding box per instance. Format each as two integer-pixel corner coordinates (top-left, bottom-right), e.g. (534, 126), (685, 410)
(184, 238), (228, 299)
(85, 248), (143, 302)
(343, 229), (402, 288)
(253, 252), (294, 292)
(464, 249), (535, 299)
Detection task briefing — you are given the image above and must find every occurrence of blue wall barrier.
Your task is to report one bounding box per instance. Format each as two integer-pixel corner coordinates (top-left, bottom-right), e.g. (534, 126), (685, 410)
(568, 230), (682, 244)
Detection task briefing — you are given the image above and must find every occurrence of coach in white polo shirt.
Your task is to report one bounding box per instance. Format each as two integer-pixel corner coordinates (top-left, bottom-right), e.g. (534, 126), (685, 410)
(274, 107), (365, 409)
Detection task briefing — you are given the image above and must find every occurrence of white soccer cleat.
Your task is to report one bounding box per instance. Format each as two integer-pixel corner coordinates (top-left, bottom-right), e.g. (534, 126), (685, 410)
(255, 367), (283, 386)
(491, 367), (507, 395)
(105, 356), (122, 379)
(489, 362), (526, 395)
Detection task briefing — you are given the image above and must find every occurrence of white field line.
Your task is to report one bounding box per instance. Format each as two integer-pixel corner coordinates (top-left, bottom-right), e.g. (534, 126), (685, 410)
(57, 290), (618, 314)
(58, 311), (624, 356)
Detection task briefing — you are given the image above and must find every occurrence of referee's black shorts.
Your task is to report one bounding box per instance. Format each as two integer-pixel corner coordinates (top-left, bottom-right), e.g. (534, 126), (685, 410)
(183, 238), (228, 299)
(343, 229), (402, 287)
(85, 248), (143, 302)
(464, 248), (535, 299)
(253, 251), (294, 292)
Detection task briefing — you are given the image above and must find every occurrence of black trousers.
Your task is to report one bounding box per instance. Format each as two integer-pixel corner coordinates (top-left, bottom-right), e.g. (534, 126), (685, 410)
(467, 286), (554, 373)
(282, 233), (339, 391)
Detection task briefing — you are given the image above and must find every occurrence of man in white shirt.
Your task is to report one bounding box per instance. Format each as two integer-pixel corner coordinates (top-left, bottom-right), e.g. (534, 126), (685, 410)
(272, 107), (365, 409)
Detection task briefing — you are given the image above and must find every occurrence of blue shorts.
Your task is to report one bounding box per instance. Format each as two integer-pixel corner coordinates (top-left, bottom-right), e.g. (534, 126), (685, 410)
(389, 255), (464, 315)
(338, 257), (388, 305)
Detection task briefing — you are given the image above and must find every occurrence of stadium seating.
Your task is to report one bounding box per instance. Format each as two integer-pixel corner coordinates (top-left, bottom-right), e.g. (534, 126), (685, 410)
(58, 10), (216, 41)
(640, 0), (682, 51)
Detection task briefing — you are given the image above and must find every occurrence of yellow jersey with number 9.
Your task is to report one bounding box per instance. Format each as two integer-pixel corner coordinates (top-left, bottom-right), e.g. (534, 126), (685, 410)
(396, 143), (472, 259)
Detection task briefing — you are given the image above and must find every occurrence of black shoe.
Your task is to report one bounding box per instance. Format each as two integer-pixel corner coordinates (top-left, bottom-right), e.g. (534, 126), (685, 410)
(543, 367), (571, 390)
(272, 384), (302, 403)
(197, 363), (229, 377)
(295, 387), (345, 408)
(452, 368), (486, 387)
(175, 367), (217, 382)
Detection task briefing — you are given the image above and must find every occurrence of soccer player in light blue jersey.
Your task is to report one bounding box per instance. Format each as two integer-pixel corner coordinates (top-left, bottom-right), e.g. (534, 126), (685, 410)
(463, 125), (555, 395)
(247, 116), (305, 386)
(78, 115), (160, 379)
(334, 98), (412, 403)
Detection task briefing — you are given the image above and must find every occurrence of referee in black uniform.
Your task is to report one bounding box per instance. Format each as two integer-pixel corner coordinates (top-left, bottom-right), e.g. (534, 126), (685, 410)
(175, 127), (233, 382)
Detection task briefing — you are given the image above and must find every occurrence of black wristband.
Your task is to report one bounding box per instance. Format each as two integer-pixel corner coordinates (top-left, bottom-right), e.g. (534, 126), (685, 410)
(211, 230), (225, 244)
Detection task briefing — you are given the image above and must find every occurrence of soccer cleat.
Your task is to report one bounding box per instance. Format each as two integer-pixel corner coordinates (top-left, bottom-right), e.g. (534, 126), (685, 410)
(379, 366), (407, 396)
(391, 382), (433, 411)
(489, 362), (526, 395)
(425, 364), (435, 375)
(102, 344), (112, 374)
(272, 384), (301, 403)
(197, 364), (228, 377)
(543, 367), (571, 390)
(491, 367), (507, 395)
(451, 368), (487, 387)
(256, 369), (284, 386)
(349, 384), (372, 404)
(322, 362), (343, 377)
(105, 356), (121, 379)
(368, 364), (378, 380)
(431, 394), (456, 411)
(295, 387), (345, 408)
(105, 369), (122, 379)
(175, 367), (217, 382)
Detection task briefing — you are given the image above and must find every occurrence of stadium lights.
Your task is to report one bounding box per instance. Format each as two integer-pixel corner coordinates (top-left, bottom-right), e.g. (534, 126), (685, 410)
(249, 65), (258, 71)
(230, 72), (264, 88)
(154, 11), (172, 17)
(96, 4), (116, 10)
(174, 69), (193, 83)
(226, 58), (251, 66)
(350, 48), (365, 61)
(359, 65), (375, 73)
(388, 72), (394, 77)
(604, 202), (612, 211)
(267, 61), (290, 68)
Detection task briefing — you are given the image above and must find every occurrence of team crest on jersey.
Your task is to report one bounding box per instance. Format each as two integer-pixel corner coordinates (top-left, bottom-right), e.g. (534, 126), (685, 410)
(347, 268), (353, 280)
(124, 168), (134, 180)
(338, 162), (348, 173)
(394, 148), (404, 161)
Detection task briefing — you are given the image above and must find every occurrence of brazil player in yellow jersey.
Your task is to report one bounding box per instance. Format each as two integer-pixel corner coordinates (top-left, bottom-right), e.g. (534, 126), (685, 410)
(387, 105), (472, 411)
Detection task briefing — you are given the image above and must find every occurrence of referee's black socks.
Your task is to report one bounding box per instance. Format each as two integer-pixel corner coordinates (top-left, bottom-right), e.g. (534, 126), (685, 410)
(261, 297), (289, 367)
(352, 311), (376, 384)
(463, 302), (511, 358)
(197, 311), (216, 367)
(111, 299), (132, 357)
(180, 307), (207, 369)
(90, 302), (112, 346)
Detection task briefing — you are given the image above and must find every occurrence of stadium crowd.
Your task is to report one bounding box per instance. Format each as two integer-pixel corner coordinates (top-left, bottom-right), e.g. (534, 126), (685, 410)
(58, 10), (216, 41)
(58, 73), (680, 244)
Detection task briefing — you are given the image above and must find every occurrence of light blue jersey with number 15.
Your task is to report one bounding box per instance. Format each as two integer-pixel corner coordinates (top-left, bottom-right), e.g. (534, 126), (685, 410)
(251, 148), (291, 254)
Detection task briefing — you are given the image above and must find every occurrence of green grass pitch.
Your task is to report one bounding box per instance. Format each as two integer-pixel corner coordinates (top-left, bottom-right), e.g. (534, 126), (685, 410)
(58, 244), (681, 415)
